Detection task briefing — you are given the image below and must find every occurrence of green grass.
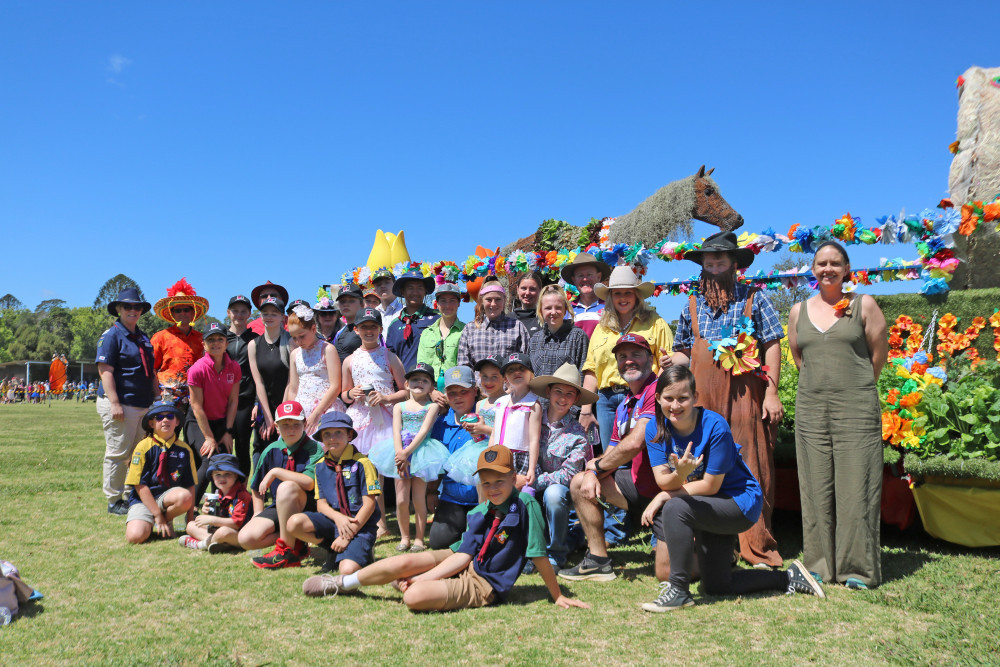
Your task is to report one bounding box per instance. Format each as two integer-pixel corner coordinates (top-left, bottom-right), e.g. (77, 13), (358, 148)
(2, 402), (999, 665)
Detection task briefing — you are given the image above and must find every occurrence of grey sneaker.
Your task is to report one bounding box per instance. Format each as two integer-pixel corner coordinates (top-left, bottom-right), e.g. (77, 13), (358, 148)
(302, 574), (343, 598)
(557, 554), (615, 581)
(786, 560), (826, 598)
(207, 540), (232, 554)
(641, 582), (695, 612)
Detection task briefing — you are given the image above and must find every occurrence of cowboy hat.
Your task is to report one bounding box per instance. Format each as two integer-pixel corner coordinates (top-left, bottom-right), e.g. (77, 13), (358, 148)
(528, 362), (598, 406)
(560, 252), (612, 285)
(106, 287), (151, 317)
(593, 266), (655, 301)
(683, 231), (755, 269)
(153, 278), (209, 324)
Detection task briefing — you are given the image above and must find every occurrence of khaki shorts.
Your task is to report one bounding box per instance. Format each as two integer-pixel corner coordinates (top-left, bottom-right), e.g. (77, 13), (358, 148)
(126, 491), (171, 524)
(441, 563), (496, 611)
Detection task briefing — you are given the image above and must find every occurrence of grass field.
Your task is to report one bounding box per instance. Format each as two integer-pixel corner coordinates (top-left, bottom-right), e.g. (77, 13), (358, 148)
(2, 402), (999, 665)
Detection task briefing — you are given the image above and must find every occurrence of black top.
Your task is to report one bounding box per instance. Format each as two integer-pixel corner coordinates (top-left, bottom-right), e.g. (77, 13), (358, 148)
(254, 331), (290, 416)
(226, 328), (259, 408)
(334, 322), (362, 362)
(513, 307), (543, 340)
(317, 319), (343, 343)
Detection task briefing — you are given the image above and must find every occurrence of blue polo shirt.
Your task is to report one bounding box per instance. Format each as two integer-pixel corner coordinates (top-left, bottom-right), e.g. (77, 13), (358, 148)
(432, 409), (479, 506)
(452, 491), (547, 600)
(643, 407), (762, 522)
(314, 444), (382, 533)
(251, 435), (323, 506)
(95, 321), (156, 407)
(386, 307), (439, 371)
(124, 435), (197, 507)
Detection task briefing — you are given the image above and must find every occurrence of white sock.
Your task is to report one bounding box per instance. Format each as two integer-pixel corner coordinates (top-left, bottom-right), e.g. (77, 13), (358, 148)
(341, 573), (361, 590)
(197, 539), (208, 550)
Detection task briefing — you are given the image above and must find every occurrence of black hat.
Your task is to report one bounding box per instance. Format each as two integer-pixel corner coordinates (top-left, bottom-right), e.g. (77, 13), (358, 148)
(202, 322), (227, 339)
(392, 270), (436, 297)
(474, 354), (504, 372)
(405, 361), (436, 381)
(258, 296), (286, 312)
(683, 231), (755, 270)
(336, 284), (364, 302)
(107, 287), (151, 317)
(286, 299), (310, 315)
(228, 295), (252, 309)
(355, 308), (383, 327)
(313, 298), (338, 314)
(501, 352), (533, 373)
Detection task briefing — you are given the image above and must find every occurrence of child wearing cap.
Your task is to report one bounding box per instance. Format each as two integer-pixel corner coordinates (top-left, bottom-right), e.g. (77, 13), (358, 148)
(178, 453), (252, 553)
(488, 353), (542, 493)
(239, 401), (324, 569)
(124, 402), (197, 544)
(341, 306), (408, 537)
(286, 412), (382, 574)
(367, 362), (450, 552)
(301, 444), (590, 613)
(470, 355), (504, 444)
(430, 366), (484, 549)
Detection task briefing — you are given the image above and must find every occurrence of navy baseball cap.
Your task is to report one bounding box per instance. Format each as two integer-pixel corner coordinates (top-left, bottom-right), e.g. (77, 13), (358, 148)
(501, 352), (533, 373)
(474, 354), (503, 372)
(202, 322), (227, 339)
(336, 284), (364, 301)
(228, 295), (252, 309)
(355, 308), (383, 327)
(259, 296), (286, 312)
(286, 299), (310, 315)
(405, 361), (436, 381)
(317, 411), (357, 440)
(207, 453), (246, 479)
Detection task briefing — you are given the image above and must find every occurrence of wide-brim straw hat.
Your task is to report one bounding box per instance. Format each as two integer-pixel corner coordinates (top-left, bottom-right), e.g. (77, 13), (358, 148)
(683, 231), (755, 269)
(528, 362), (598, 406)
(560, 252), (612, 285)
(153, 278), (209, 324)
(594, 266), (655, 301)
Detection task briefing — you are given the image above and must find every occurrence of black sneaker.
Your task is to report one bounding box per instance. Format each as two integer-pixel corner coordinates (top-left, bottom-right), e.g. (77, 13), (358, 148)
(557, 554), (615, 581)
(207, 541), (233, 554)
(786, 560), (825, 598)
(108, 499), (128, 515)
(321, 552), (337, 573)
(641, 582), (695, 612)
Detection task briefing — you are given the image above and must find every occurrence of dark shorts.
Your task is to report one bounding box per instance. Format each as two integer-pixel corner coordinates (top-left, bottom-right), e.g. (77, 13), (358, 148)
(302, 512), (376, 567)
(255, 498), (317, 526)
(614, 468), (656, 516)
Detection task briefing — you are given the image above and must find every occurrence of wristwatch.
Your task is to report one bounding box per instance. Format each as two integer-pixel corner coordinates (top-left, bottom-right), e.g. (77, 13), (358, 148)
(593, 458), (605, 473)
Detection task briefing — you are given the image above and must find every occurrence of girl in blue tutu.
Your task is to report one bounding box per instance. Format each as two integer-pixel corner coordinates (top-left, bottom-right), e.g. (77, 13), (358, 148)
(368, 362), (449, 552)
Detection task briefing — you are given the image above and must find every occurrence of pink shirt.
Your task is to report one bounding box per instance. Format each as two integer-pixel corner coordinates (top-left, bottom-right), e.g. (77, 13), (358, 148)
(187, 354), (241, 421)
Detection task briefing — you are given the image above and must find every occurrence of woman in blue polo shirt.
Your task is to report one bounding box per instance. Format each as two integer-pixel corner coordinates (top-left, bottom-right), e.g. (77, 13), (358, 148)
(638, 366), (824, 612)
(95, 288), (157, 516)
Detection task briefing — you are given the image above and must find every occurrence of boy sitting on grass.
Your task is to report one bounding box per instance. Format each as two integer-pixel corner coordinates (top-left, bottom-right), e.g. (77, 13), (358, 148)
(124, 401), (197, 544)
(301, 444), (591, 612)
(238, 401), (323, 569)
(286, 412), (381, 575)
(178, 453), (252, 553)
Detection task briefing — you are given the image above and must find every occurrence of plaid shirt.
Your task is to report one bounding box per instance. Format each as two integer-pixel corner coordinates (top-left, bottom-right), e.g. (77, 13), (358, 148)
(673, 283), (784, 350)
(537, 413), (592, 492)
(457, 314), (529, 368)
(528, 321), (589, 378)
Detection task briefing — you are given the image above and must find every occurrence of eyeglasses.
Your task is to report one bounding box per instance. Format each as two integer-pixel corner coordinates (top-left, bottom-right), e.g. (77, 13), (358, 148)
(153, 413), (177, 421)
(318, 312), (336, 317)
(171, 307), (194, 314)
(120, 304), (143, 312)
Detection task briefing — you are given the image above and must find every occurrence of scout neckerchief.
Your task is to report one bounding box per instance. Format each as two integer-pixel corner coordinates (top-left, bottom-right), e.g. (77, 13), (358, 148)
(152, 434), (177, 487)
(477, 510), (503, 563)
(400, 306), (427, 342)
(282, 436), (306, 472)
(325, 447), (354, 518)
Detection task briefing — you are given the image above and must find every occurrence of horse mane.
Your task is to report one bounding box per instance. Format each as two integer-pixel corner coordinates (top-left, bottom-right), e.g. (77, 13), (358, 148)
(609, 174), (709, 247)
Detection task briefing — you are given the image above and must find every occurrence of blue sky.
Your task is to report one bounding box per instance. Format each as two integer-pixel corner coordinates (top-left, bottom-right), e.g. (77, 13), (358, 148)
(1, 2), (994, 319)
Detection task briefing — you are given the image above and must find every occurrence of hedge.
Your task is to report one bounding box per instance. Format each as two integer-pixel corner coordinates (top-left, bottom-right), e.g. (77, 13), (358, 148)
(903, 453), (1000, 483)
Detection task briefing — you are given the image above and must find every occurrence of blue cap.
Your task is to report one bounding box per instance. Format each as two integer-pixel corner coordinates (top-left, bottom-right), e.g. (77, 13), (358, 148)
(317, 411), (357, 439)
(206, 453), (245, 479)
(444, 365), (475, 389)
(144, 400), (182, 423)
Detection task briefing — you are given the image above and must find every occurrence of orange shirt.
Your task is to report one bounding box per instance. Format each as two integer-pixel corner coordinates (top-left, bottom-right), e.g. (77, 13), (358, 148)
(151, 326), (204, 387)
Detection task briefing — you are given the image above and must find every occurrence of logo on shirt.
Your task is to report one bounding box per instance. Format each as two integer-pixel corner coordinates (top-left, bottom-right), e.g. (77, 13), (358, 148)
(131, 454), (141, 465)
(170, 469), (180, 481)
(226, 373), (234, 383)
(496, 530), (508, 545)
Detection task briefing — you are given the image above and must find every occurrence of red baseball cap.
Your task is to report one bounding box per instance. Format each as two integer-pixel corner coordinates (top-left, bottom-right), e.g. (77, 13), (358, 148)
(274, 401), (306, 422)
(612, 333), (652, 355)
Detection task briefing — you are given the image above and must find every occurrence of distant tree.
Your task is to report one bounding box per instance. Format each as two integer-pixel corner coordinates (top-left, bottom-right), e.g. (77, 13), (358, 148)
(94, 274), (144, 311)
(35, 298), (67, 314)
(0, 294), (24, 311)
(69, 308), (113, 361)
(769, 252), (812, 320)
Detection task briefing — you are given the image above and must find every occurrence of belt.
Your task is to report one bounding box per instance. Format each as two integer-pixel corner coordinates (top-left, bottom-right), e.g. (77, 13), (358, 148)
(602, 385), (628, 395)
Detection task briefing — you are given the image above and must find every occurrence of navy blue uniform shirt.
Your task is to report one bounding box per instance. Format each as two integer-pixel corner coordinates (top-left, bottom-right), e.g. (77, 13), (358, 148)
(95, 320), (156, 407)
(386, 307), (438, 371)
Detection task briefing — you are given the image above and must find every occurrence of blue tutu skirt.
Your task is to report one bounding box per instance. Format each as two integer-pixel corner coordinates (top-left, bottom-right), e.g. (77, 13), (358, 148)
(368, 432), (450, 482)
(443, 439), (488, 486)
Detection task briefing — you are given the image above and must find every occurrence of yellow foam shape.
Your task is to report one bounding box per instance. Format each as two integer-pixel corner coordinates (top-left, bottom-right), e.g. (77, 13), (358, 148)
(389, 230), (410, 266)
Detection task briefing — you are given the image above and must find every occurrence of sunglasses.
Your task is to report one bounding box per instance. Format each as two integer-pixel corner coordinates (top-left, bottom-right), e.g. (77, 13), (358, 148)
(153, 413), (177, 421)
(120, 304), (143, 312)
(171, 307), (195, 314)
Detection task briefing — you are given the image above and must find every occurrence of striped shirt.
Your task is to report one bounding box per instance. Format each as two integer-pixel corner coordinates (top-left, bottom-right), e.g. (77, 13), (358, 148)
(571, 299), (605, 339)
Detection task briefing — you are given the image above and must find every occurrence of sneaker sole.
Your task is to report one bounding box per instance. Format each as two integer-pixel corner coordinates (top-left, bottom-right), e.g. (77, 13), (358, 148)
(557, 571), (616, 582)
(791, 559), (826, 598)
(252, 559), (303, 569)
(641, 599), (696, 613)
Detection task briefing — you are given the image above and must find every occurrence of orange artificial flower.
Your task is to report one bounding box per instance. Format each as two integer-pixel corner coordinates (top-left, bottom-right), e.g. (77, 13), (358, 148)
(959, 203), (979, 236)
(833, 298), (850, 313)
(788, 223), (801, 238)
(886, 388), (901, 405)
(983, 201), (1000, 222)
(881, 411), (901, 442)
(938, 313), (957, 331)
(899, 392), (923, 408)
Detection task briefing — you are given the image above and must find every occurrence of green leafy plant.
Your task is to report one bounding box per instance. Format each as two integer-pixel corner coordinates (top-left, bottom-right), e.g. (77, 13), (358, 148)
(910, 361), (1000, 461)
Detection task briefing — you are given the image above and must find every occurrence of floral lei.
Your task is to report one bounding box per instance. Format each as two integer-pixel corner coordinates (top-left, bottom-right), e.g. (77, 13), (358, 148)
(706, 316), (770, 381)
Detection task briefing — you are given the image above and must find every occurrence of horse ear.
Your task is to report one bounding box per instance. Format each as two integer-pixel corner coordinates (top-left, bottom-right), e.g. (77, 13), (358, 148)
(696, 165), (706, 178)
(706, 167), (715, 176)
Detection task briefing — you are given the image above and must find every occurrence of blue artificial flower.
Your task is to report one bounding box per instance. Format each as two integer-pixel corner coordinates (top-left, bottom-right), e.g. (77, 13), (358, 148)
(926, 367), (947, 381)
(912, 350), (929, 365)
(920, 278), (950, 295)
(933, 209), (960, 236)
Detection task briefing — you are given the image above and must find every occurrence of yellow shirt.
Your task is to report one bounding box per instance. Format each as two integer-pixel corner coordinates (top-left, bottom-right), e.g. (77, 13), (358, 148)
(582, 312), (674, 389)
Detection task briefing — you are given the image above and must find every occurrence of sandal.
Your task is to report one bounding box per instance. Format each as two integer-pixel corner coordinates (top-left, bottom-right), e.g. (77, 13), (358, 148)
(396, 541), (411, 552)
(409, 543), (426, 553)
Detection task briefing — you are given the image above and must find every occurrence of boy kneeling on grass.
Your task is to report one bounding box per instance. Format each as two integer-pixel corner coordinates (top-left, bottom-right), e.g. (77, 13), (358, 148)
(124, 401), (197, 544)
(238, 401), (323, 569)
(178, 453), (252, 553)
(286, 412), (381, 575)
(301, 444), (591, 612)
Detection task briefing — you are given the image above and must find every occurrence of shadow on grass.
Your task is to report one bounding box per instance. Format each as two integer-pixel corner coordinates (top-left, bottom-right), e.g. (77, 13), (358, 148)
(13, 602), (45, 621)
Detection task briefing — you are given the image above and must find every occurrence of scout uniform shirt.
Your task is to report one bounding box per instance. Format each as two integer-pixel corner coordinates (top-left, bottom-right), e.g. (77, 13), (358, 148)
(219, 481), (253, 530)
(452, 491), (547, 601)
(314, 444), (382, 533)
(95, 321), (156, 407)
(124, 435), (198, 507)
(251, 436), (323, 507)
